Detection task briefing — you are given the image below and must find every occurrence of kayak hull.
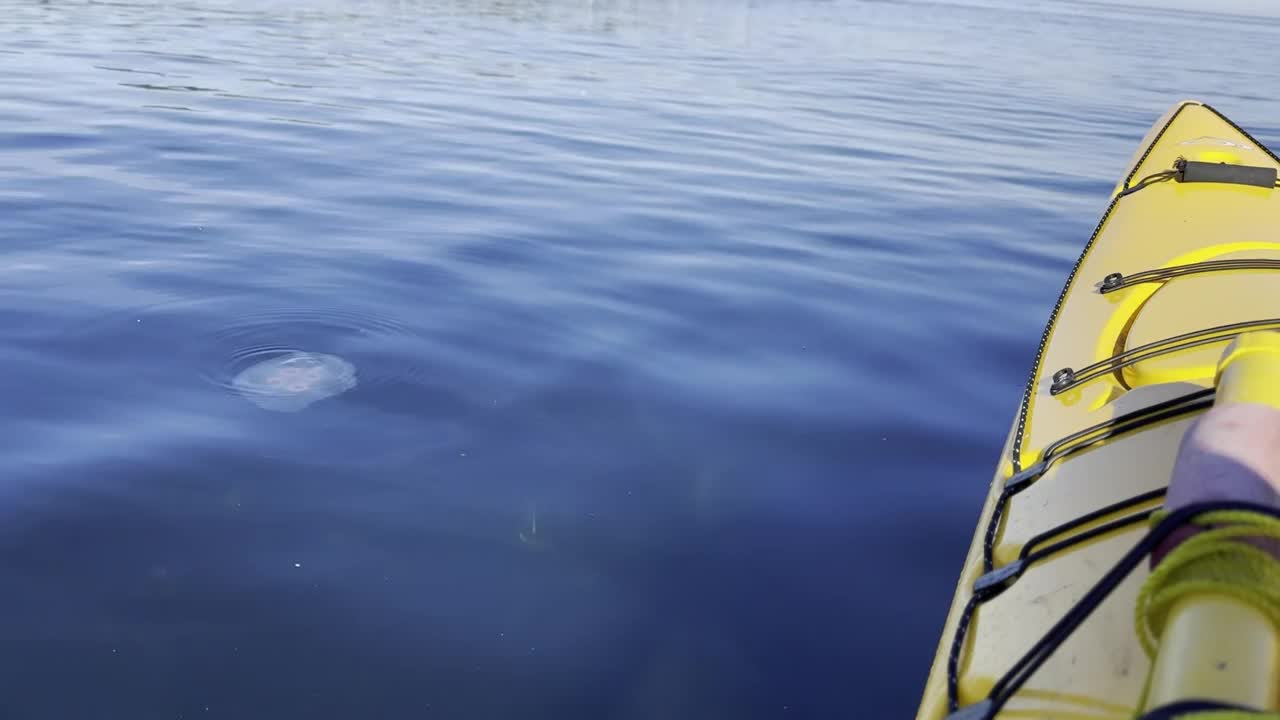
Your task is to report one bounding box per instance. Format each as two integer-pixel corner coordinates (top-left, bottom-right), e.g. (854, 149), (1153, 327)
(917, 101), (1280, 720)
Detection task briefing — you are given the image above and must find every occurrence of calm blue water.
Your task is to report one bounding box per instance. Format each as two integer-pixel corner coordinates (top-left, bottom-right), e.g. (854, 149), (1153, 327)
(3, 0), (1280, 717)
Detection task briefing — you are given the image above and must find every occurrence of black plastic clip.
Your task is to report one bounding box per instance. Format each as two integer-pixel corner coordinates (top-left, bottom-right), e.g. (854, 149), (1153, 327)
(1050, 367), (1075, 395)
(1100, 272), (1124, 293)
(973, 560), (1026, 600)
(1004, 462), (1047, 495)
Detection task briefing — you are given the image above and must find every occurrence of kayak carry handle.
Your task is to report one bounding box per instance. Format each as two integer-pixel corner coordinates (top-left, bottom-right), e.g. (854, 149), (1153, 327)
(1174, 156), (1278, 189)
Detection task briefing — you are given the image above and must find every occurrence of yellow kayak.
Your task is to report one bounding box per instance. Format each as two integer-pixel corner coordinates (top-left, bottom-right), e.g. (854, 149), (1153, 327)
(916, 101), (1280, 720)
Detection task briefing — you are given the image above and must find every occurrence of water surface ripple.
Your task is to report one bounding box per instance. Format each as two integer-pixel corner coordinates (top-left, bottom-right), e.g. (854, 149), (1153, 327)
(2, 0), (1279, 716)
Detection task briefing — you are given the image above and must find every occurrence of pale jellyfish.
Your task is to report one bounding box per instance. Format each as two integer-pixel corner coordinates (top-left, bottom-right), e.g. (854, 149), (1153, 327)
(231, 351), (357, 412)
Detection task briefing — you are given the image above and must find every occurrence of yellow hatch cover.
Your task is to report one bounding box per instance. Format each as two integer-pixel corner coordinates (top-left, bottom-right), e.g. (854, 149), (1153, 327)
(1122, 252), (1280, 389)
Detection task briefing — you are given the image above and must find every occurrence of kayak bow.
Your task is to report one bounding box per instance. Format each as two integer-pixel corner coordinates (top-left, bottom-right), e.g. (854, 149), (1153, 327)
(917, 100), (1280, 720)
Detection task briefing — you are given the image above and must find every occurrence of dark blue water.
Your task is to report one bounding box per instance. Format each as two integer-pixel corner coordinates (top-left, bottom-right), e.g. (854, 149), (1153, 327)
(4, 0), (1280, 717)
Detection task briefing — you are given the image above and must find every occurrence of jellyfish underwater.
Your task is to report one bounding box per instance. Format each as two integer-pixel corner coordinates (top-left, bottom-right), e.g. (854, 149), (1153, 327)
(231, 351), (357, 412)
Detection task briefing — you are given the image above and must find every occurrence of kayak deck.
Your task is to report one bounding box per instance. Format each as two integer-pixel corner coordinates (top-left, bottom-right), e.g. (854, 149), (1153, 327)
(917, 101), (1280, 720)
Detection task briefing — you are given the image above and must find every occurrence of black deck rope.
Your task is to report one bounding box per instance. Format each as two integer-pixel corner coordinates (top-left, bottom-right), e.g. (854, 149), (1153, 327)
(1023, 508), (1157, 566)
(952, 502), (1280, 720)
(1101, 259), (1280, 294)
(1039, 387), (1213, 463)
(981, 487), (1013, 574)
(1020, 488), (1166, 561)
(981, 389), (1210, 579)
(948, 387), (1214, 713)
(1009, 189), (1120, 474)
(1124, 104), (1196, 188)
(971, 504), (1163, 645)
(1009, 102), (1195, 473)
(1050, 318), (1280, 395)
(946, 594), (981, 711)
(1115, 169), (1177, 198)
(1203, 102), (1280, 167)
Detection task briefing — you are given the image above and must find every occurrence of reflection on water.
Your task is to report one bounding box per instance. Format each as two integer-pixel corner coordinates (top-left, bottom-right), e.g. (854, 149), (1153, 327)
(1, 0), (1280, 717)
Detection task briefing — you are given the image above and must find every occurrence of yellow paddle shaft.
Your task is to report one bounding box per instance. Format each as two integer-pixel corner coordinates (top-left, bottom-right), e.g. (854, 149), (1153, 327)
(1143, 332), (1280, 711)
